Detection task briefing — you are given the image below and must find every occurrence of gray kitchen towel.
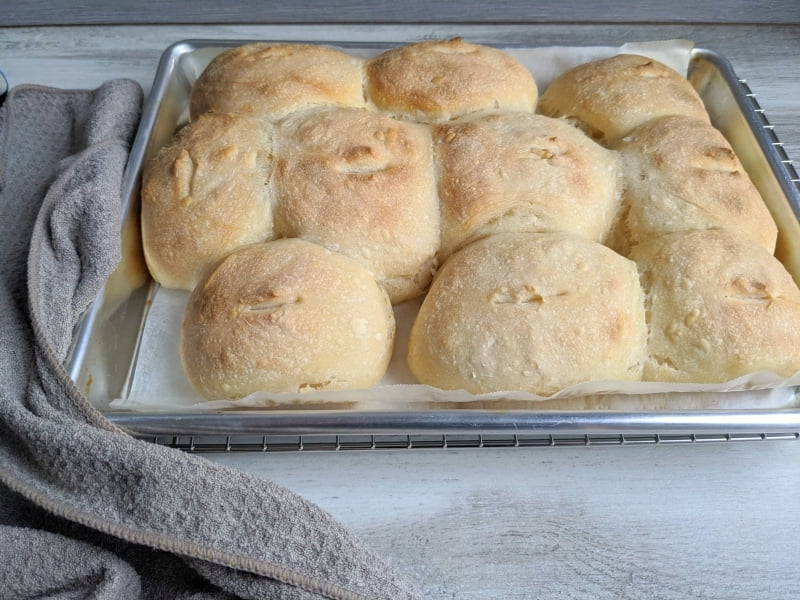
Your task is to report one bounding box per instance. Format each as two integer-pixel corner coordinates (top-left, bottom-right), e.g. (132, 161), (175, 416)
(0, 81), (423, 600)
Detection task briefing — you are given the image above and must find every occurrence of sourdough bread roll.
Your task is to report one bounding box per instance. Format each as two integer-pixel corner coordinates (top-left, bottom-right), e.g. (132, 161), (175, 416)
(190, 42), (366, 121)
(181, 239), (396, 400)
(141, 112), (274, 290)
(434, 112), (622, 260)
(365, 38), (538, 123)
(538, 53), (710, 145)
(611, 115), (778, 254)
(630, 229), (800, 383)
(274, 106), (440, 304)
(407, 232), (648, 396)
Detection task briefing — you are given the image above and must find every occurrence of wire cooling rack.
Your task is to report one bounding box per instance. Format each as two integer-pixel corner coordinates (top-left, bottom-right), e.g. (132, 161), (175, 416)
(137, 431), (800, 453)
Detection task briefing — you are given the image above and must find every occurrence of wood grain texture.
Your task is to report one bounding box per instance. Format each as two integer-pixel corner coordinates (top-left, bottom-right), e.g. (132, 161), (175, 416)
(2, 22), (799, 600)
(2, 0), (799, 26)
(210, 442), (800, 599)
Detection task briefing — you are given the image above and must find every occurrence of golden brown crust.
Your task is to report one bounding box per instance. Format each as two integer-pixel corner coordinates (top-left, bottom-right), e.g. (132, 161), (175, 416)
(365, 38), (538, 123)
(273, 107), (440, 303)
(630, 229), (800, 383)
(143, 42), (800, 395)
(538, 53), (710, 145)
(611, 115), (778, 254)
(190, 43), (367, 121)
(407, 232), (648, 395)
(181, 239), (395, 399)
(434, 112), (622, 260)
(141, 112), (274, 290)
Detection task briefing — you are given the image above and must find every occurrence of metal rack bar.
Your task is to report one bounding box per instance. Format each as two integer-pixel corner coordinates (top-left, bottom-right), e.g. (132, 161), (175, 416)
(141, 431), (800, 453)
(738, 78), (800, 188)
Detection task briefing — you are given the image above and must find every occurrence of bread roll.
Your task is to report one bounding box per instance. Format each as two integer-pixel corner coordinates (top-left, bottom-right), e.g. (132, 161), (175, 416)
(538, 53), (710, 145)
(365, 38), (538, 123)
(274, 106), (439, 303)
(434, 112), (622, 260)
(181, 239), (396, 399)
(190, 42), (366, 121)
(407, 232), (648, 396)
(141, 112), (274, 290)
(630, 229), (800, 383)
(611, 115), (777, 254)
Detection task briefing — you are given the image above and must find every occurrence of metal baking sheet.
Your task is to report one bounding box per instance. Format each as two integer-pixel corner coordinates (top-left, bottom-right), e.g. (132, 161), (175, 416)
(65, 39), (800, 440)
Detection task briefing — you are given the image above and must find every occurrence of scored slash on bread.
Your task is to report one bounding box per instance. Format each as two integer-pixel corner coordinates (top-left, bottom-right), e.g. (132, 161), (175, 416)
(273, 106), (440, 304)
(190, 42), (367, 121)
(365, 37), (538, 123)
(408, 232), (648, 396)
(538, 52), (710, 144)
(181, 239), (395, 399)
(141, 112), (275, 291)
(434, 111), (622, 261)
(610, 115), (778, 255)
(630, 229), (800, 383)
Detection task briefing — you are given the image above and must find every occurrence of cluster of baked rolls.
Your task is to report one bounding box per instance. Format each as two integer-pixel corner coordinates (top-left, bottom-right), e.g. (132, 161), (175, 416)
(140, 39), (800, 400)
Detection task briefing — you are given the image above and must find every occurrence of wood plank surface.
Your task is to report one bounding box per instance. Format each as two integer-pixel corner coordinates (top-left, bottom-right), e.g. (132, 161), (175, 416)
(2, 0), (799, 26)
(210, 441), (800, 600)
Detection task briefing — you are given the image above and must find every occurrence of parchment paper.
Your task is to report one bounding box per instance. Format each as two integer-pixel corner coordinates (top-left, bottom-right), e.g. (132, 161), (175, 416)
(111, 39), (800, 412)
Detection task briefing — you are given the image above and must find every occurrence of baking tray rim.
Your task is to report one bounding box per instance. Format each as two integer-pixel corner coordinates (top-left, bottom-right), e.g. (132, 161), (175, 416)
(102, 408), (800, 437)
(67, 39), (800, 438)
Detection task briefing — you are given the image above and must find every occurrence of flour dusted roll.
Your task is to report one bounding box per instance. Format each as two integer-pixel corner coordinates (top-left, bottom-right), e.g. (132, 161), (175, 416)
(181, 239), (395, 400)
(538, 53), (709, 145)
(190, 42), (366, 121)
(630, 229), (800, 383)
(365, 38), (538, 123)
(407, 232), (648, 396)
(141, 112), (274, 290)
(274, 106), (440, 303)
(434, 112), (622, 260)
(611, 115), (778, 253)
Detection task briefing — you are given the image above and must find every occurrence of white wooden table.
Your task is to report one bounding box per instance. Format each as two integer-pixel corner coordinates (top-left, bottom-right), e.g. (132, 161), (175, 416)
(2, 18), (799, 599)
